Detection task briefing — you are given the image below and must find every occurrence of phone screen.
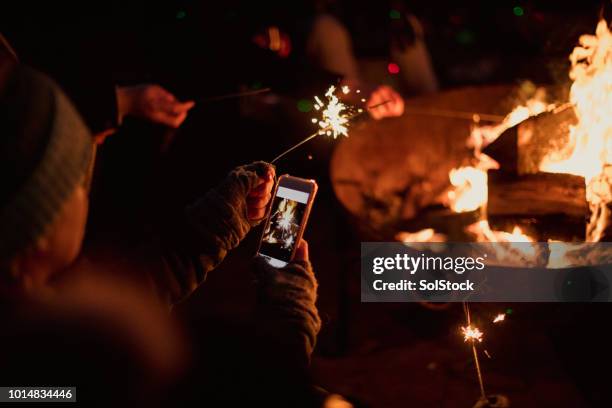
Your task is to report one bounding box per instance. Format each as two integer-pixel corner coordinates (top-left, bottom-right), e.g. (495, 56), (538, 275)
(258, 185), (311, 267)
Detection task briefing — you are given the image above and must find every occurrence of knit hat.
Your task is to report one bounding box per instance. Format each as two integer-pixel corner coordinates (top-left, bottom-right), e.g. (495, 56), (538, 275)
(0, 58), (93, 263)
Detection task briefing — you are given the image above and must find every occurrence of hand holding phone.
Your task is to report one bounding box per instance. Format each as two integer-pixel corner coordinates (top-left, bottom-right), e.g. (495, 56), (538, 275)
(257, 175), (318, 267)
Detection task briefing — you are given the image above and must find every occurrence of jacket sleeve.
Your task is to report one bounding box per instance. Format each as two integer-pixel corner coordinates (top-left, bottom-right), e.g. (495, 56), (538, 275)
(251, 256), (322, 369)
(146, 161), (273, 306)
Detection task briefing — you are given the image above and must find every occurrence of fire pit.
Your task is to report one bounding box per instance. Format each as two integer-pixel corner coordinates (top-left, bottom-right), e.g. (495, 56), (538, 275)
(332, 19), (612, 245)
(330, 85), (518, 240)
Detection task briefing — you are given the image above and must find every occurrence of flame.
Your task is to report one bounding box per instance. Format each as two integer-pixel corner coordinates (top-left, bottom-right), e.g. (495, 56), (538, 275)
(462, 325), (483, 342)
(448, 167), (488, 212)
(536, 20), (612, 241)
(447, 89), (551, 216)
(468, 89), (553, 154)
(396, 228), (447, 243)
(467, 221), (543, 267)
(493, 314), (506, 323)
(313, 85), (351, 139)
(446, 25), (610, 242)
(471, 221), (534, 243)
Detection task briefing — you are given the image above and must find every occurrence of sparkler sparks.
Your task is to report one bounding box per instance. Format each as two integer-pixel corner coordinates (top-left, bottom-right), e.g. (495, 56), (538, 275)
(314, 85), (351, 139)
(462, 325), (484, 342)
(271, 85), (358, 163)
(270, 85), (394, 163)
(278, 206), (295, 231)
(493, 313), (506, 323)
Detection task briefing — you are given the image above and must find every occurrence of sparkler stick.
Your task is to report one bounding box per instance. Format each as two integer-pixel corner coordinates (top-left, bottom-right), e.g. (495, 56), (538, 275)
(271, 131), (320, 164)
(199, 87), (271, 103)
(463, 302), (487, 401)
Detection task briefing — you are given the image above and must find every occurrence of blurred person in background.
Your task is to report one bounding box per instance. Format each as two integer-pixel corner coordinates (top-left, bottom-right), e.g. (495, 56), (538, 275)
(0, 50), (323, 405)
(307, 0), (438, 102)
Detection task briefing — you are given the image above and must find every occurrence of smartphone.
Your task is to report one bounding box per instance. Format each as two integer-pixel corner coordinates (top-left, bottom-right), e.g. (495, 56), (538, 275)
(257, 175), (318, 267)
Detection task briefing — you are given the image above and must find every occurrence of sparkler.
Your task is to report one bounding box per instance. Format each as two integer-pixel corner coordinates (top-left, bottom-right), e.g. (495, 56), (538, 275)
(493, 313), (506, 323)
(262, 198), (299, 249)
(278, 206), (295, 231)
(270, 86), (392, 163)
(462, 325), (484, 343)
(462, 302), (487, 401)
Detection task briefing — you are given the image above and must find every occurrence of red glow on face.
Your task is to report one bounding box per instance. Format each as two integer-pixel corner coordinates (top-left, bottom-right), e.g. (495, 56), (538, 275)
(387, 63), (400, 74)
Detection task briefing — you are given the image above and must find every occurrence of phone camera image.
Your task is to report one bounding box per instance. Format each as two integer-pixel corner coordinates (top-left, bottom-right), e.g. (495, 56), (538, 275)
(259, 187), (309, 266)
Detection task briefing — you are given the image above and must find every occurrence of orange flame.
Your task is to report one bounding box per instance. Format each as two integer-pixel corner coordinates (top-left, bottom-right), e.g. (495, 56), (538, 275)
(538, 20), (612, 242)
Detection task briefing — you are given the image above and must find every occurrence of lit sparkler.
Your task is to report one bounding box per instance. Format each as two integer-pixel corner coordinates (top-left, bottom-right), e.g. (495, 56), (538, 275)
(270, 85), (392, 163)
(493, 313), (506, 323)
(278, 206), (295, 231)
(462, 302), (487, 401)
(314, 85), (350, 139)
(462, 325), (484, 343)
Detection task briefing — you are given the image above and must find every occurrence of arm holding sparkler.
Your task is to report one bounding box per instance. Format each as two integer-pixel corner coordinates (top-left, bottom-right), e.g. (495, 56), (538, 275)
(116, 84), (195, 129)
(340, 80), (405, 120)
(147, 162), (275, 305)
(366, 84), (405, 120)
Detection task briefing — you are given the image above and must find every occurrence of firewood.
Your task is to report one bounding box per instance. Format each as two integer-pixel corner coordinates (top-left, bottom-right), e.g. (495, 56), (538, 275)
(483, 107), (578, 175)
(487, 170), (587, 240)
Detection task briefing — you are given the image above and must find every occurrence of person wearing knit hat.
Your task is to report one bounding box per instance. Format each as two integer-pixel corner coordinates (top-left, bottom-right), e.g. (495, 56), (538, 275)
(0, 55), (94, 288)
(0, 53), (324, 405)
(0, 57), (275, 296)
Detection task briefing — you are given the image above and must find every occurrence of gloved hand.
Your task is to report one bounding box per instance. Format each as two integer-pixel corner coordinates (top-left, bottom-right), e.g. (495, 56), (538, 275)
(253, 239), (321, 360)
(185, 161), (275, 254)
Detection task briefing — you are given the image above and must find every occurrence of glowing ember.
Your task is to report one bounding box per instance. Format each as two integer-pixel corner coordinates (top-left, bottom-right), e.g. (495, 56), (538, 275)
(313, 85), (351, 139)
(462, 325), (483, 343)
(493, 314), (506, 323)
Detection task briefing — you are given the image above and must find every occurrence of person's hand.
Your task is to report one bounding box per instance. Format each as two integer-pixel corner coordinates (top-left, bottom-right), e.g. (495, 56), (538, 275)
(293, 239), (310, 263)
(247, 167), (275, 221)
(116, 84), (195, 128)
(367, 85), (404, 120)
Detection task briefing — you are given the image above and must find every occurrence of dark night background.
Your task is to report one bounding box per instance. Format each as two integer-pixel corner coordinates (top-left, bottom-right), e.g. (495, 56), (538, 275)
(2, 1), (611, 406)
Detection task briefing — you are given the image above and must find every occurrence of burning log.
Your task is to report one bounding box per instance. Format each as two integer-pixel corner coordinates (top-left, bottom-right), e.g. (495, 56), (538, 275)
(483, 107), (578, 175)
(487, 170), (588, 240)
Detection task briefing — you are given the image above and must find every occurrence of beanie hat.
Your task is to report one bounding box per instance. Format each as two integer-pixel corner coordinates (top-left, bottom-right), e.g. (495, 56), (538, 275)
(0, 58), (93, 263)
